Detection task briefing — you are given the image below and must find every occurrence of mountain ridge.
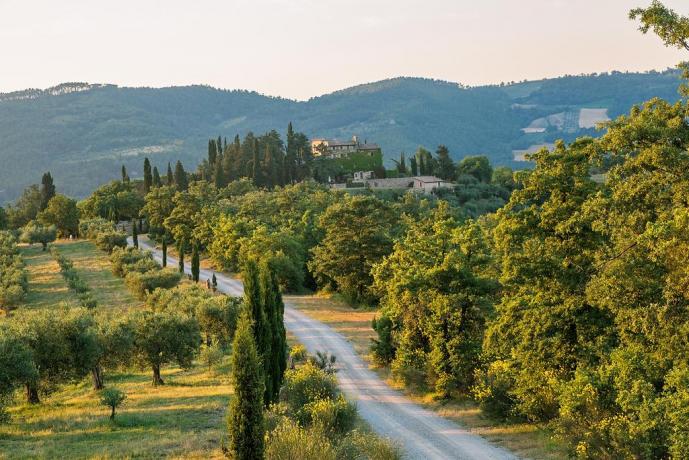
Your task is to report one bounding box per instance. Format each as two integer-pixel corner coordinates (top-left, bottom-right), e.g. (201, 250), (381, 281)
(0, 70), (683, 203)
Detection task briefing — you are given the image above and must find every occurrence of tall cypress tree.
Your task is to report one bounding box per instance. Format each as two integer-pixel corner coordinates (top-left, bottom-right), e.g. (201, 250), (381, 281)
(214, 152), (225, 188)
(243, 260), (271, 400)
(143, 158), (153, 194)
(121, 165), (129, 182)
(166, 162), (174, 186)
(132, 220), (138, 248)
(191, 244), (200, 282)
(162, 238), (167, 267)
(177, 239), (185, 273)
(260, 262), (286, 404)
(152, 166), (162, 188)
(227, 310), (264, 459)
(39, 172), (56, 210)
(208, 139), (217, 166)
(410, 156), (418, 176)
(174, 161), (188, 191)
(250, 140), (261, 187)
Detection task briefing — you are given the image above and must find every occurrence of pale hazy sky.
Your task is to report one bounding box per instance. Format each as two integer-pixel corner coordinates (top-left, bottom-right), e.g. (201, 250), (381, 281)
(0, 0), (686, 100)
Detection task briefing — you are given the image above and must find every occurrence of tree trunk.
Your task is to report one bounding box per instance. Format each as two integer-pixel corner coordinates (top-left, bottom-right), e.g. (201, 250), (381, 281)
(92, 365), (104, 390)
(26, 383), (40, 404)
(152, 365), (164, 386)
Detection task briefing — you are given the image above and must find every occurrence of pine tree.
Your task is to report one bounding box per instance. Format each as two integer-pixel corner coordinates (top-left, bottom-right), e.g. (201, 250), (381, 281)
(243, 260), (271, 401)
(191, 244), (200, 282)
(152, 166), (162, 188)
(132, 219), (138, 248)
(166, 162), (174, 186)
(39, 172), (56, 210)
(174, 161), (188, 191)
(143, 158), (153, 194)
(177, 239), (185, 273)
(227, 310), (264, 459)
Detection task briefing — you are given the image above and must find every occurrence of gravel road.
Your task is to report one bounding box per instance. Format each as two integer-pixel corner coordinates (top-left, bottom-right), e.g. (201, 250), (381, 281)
(136, 238), (518, 460)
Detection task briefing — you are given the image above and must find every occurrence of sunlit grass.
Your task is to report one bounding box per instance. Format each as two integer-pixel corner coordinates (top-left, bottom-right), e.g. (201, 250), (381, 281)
(18, 244), (77, 310)
(0, 359), (232, 459)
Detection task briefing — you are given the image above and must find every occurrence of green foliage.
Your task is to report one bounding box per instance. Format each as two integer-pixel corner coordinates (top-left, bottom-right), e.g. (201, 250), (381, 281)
(6, 185), (41, 229)
(20, 221), (57, 250)
(78, 217), (114, 239)
(130, 310), (200, 385)
(0, 330), (38, 422)
(51, 246), (97, 308)
(227, 310), (264, 459)
(100, 387), (126, 420)
(125, 269), (180, 300)
(265, 418), (336, 460)
(94, 230), (127, 253)
(199, 343), (224, 372)
(280, 362), (338, 419)
(38, 194), (79, 237)
(0, 231), (28, 313)
(309, 195), (397, 305)
(78, 180), (143, 222)
(457, 155), (493, 183)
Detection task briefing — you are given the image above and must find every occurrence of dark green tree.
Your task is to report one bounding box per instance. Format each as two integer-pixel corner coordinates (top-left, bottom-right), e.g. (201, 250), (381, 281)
(242, 260), (271, 393)
(227, 309), (264, 459)
(174, 161), (188, 191)
(143, 158), (153, 194)
(132, 220), (138, 248)
(39, 172), (56, 211)
(435, 145), (456, 181)
(191, 244), (200, 282)
(166, 162), (174, 186)
(152, 166), (162, 188)
(177, 239), (185, 273)
(260, 261), (286, 404)
(121, 165), (129, 183)
(162, 239), (167, 267)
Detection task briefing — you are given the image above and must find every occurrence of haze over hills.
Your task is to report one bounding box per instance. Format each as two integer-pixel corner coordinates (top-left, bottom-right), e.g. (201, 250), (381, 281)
(0, 69), (682, 203)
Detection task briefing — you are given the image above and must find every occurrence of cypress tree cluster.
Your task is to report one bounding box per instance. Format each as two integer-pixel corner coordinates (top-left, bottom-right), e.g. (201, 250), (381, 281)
(242, 260), (286, 406)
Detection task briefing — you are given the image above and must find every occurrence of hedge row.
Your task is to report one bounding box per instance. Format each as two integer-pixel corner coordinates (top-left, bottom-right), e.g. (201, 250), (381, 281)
(50, 246), (97, 308)
(0, 231), (28, 313)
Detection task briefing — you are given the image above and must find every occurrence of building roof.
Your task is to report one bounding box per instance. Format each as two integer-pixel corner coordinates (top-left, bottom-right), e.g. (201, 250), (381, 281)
(358, 143), (380, 150)
(413, 176), (444, 183)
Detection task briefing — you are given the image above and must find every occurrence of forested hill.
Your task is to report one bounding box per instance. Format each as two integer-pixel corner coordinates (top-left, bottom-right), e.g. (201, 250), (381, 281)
(0, 70), (682, 202)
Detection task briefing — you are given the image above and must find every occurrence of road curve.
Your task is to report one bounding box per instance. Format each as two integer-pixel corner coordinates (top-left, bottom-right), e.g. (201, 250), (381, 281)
(135, 238), (517, 460)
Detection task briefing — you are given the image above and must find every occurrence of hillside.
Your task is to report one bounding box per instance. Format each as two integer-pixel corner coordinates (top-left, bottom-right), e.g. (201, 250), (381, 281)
(0, 70), (682, 202)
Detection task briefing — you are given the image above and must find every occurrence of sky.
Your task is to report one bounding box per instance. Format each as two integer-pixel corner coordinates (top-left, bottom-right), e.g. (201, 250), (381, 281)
(0, 0), (686, 100)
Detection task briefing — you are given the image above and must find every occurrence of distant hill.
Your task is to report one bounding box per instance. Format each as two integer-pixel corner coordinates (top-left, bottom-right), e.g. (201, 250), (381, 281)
(0, 70), (682, 202)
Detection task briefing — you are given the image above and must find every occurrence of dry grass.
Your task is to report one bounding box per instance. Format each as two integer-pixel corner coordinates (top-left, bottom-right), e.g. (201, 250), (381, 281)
(0, 359), (232, 459)
(288, 293), (568, 459)
(18, 244), (78, 310)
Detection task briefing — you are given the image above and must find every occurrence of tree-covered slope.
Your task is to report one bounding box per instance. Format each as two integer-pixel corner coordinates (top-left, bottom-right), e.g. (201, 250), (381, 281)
(0, 70), (682, 202)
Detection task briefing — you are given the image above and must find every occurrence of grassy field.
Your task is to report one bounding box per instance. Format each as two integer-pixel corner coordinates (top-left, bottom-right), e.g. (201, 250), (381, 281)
(57, 240), (142, 310)
(287, 293), (568, 460)
(18, 245), (78, 311)
(0, 361), (232, 459)
(2, 239), (231, 459)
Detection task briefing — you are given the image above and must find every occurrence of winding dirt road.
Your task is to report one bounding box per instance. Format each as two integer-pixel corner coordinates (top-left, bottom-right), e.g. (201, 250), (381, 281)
(136, 238), (517, 460)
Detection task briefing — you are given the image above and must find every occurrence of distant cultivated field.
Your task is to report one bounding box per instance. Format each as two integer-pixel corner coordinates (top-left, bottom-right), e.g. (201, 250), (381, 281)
(578, 108), (610, 128)
(19, 245), (77, 310)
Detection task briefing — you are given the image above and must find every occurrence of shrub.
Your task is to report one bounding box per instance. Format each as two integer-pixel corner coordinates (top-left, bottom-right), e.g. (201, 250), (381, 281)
(100, 387), (126, 420)
(472, 360), (519, 420)
(289, 344), (308, 364)
(304, 395), (357, 439)
(110, 247), (158, 277)
(95, 231), (127, 253)
(336, 430), (402, 460)
(199, 343), (224, 371)
(265, 418), (336, 460)
(79, 217), (114, 239)
(280, 362), (338, 421)
(125, 269), (180, 299)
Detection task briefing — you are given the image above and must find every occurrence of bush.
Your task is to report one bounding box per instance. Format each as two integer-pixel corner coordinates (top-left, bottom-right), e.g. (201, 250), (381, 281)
(79, 217), (114, 239)
(199, 343), (224, 371)
(95, 231), (127, 253)
(280, 362), (338, 422)
(335, 430), (402, 460)
(265, 418), (336, 460)
(304, 395), (357, 439)
(472, 360), (519, 421)
(125, 269), (180, 299)
(289, 344), (308, 364)
(110, 247), (157, 277)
